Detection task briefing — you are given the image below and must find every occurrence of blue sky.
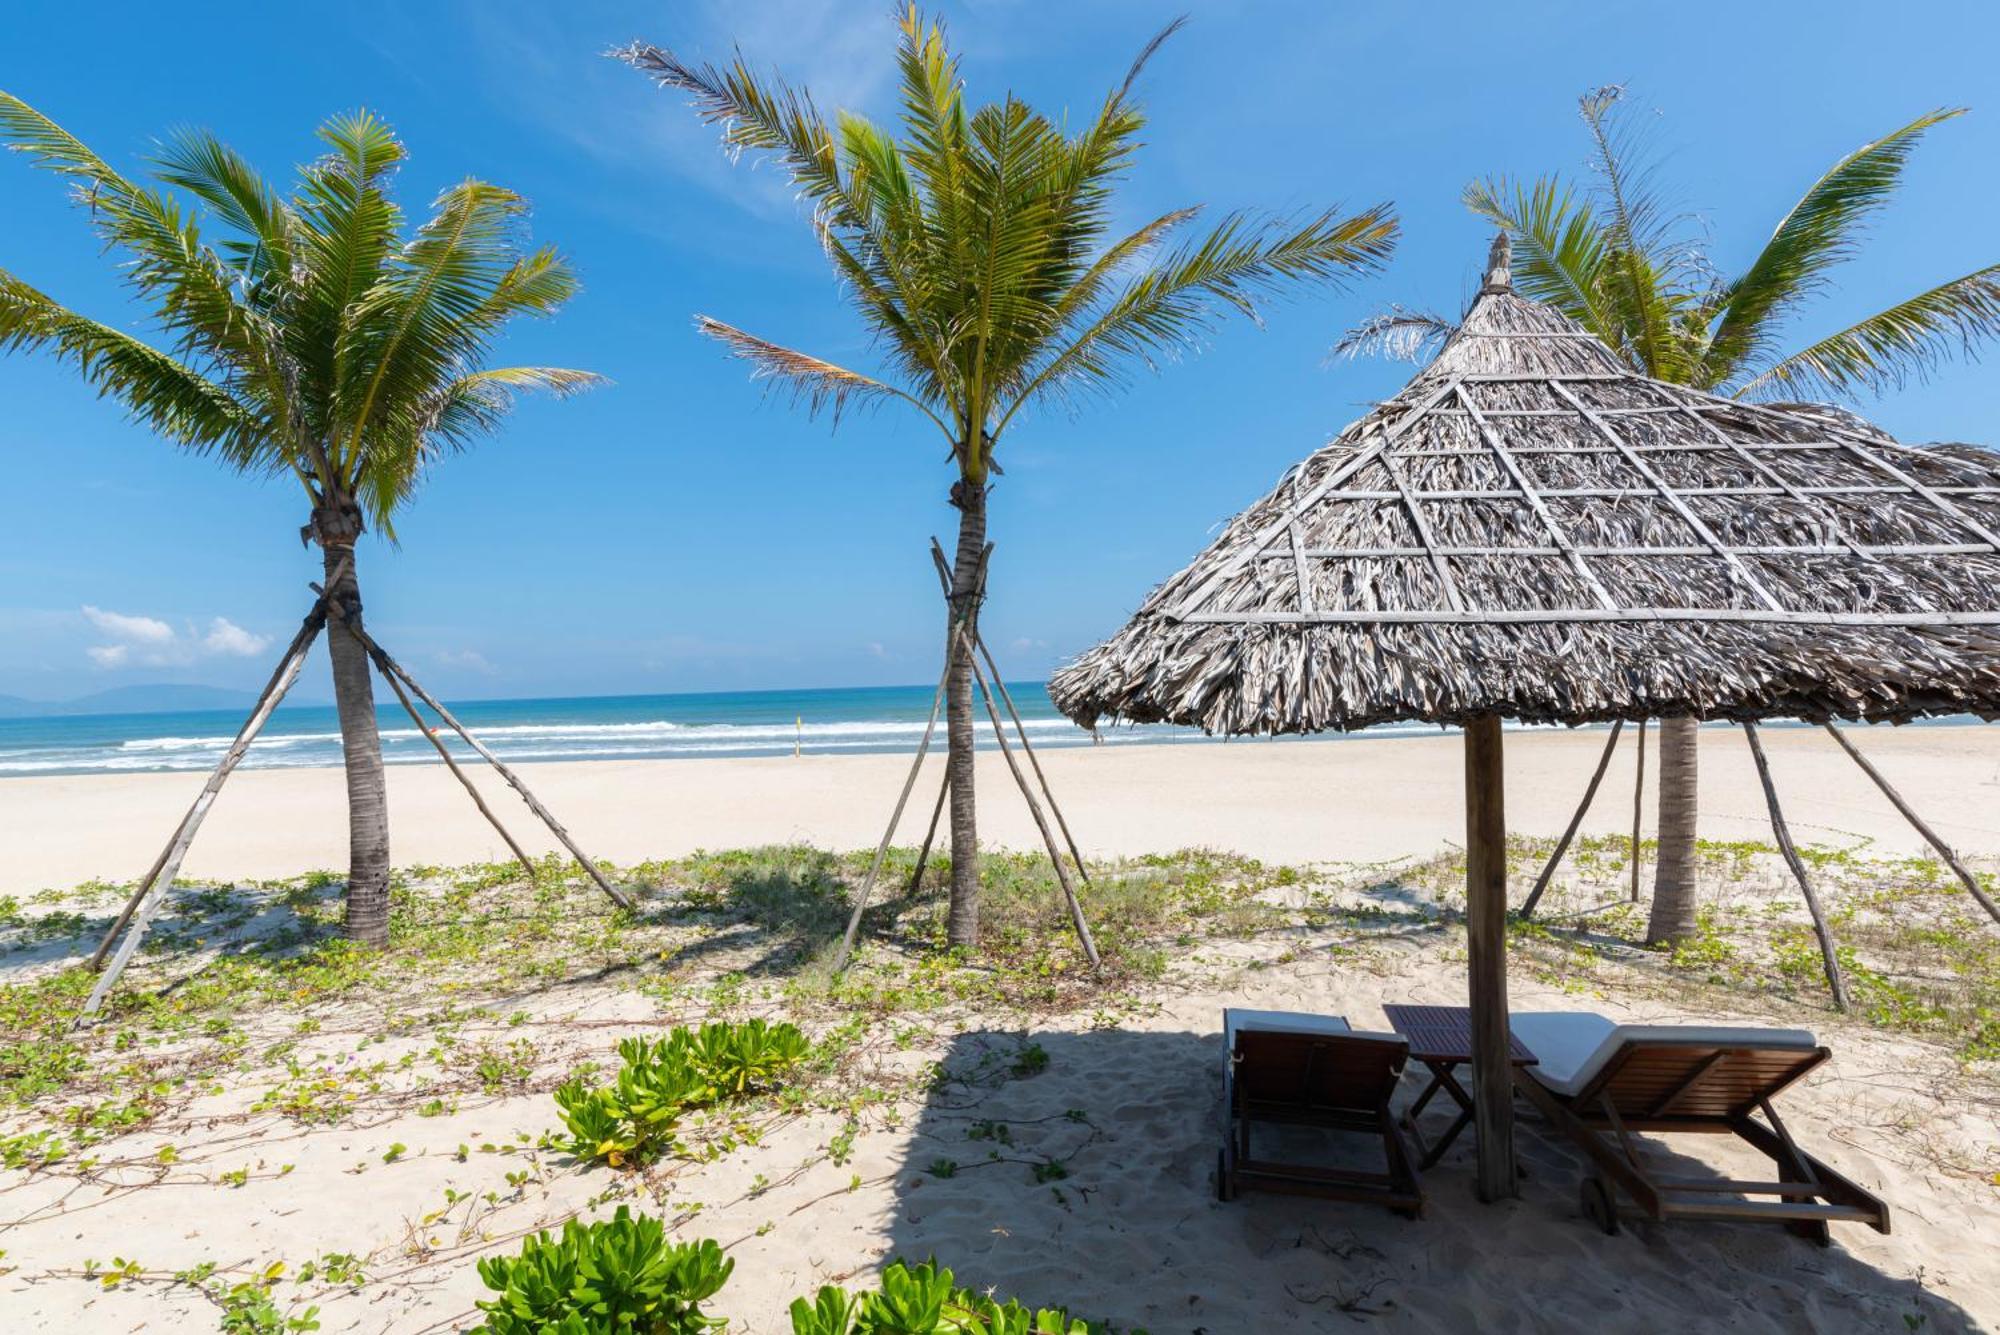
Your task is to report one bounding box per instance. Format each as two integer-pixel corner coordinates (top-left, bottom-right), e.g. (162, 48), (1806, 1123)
(1, 1), (1995, 703)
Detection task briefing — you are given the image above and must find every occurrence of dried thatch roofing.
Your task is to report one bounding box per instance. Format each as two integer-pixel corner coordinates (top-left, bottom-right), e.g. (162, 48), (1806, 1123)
(1050, 237), (2000, 735)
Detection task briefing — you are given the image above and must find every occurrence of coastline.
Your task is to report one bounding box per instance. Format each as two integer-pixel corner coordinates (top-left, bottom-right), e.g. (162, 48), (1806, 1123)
(6, 724), (1998, 894)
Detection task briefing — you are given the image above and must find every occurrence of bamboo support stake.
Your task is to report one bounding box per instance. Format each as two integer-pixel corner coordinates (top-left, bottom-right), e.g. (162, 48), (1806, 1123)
(374, 656), (538, 880)
(975, 633), (1091, 885)
(929, 537), (1092, 884)
(89, 580), (341, 973)
(83, 609), (326, 1017)
(337, 619), (632, 912)
(1519, 719), (1624, 918)
(1744, 723), (1850, 1011)
(1821, 723), (2000, 926)
(94, 839), (175, 974)
(971, 655), (1101, 969)
(903, 769), (951, 902)
(1630, 718), (1648, 902)
(831, 633), (959, 973)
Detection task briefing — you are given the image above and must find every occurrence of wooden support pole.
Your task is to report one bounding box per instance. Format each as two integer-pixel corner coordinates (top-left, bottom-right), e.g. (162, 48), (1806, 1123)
(83, 608), (326, 1017)
(972, 655), (1101, 969)
(1822, 723), (2000, 927)
(336, 619), (632, 913)
(90, 592), (337, 973)
(374, 658), (538, 880)
(1464, 714), (1518, 1201)
(1630, 718), (1648, 902)
(1744, 723), (1850, 1011)
(1520, 719), (1624, 918)
(903, 769), (951, 902)
(830, 634), (958, 973)
(930, 537), (1092, 885)
(974, 633), (1092, 885)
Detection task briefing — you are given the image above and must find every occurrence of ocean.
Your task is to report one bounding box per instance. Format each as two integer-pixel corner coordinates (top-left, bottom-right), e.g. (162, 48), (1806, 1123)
(0, 684), (1226, 778)
(6, 686), (1958, 780)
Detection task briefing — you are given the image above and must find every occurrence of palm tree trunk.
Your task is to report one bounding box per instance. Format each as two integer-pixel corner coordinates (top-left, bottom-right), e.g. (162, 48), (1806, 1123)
(315, 499), (393, 947)
(944, 480), (986, 948)
(1646, 715), (1699, 946)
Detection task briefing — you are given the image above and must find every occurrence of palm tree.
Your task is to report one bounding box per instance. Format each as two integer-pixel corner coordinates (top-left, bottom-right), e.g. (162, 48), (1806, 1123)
(621, 6), (1397, 947)
(0, 96), (599, 946)
(1461, 87), (2000, 945)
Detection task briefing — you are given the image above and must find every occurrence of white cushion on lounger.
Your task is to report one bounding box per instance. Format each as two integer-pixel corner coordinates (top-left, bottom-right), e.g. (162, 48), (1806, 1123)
(1225, 1009), (1351, 1048)
(1511, 1011), (1818, 1099)
(1222, 1010), (1406, 1055)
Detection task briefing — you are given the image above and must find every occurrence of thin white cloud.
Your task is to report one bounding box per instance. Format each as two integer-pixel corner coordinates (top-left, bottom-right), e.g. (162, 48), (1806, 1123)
(201, 617), (270, 658)
(82, 605), (175, 644)
(80, 605), (272, 670)
(435, 649), (498, 676)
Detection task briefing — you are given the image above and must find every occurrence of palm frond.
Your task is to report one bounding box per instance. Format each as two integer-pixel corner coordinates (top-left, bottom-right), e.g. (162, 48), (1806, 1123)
(290, 111), (407, 441)
(3, 95), (592, 530)
(889, 4), (968, 228)
(415, 366), (605, 454)
(1576, 86), (1684, 377)
(148, 127), (296, 289)
(0, 88), (125, 192)
(1001, 203), (1397, 425)
(617, 41), (854, 228)
(1463, 175), (1613, 339)
(1035, 206), (1201, 354)
(0, 93), (298, 447)
(1114, 15), (1186, 101)
(1707, 107), (1966, 382)
(0, 267), (264, 460)
(1735, 263), (2000, 399)
(1331, 307), (1456, 364)
(696, 315), (943, 429)
(335, 179), (535, 476)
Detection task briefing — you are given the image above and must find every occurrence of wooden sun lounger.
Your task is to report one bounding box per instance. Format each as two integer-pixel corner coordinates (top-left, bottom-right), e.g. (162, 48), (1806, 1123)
(1218, 1009), (1424, 1217)
(1510, 1012), (1889, 1244)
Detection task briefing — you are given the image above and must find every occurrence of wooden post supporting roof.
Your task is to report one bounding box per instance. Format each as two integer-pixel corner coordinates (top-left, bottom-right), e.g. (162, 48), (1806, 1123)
(1464, 714), (1518, 1200)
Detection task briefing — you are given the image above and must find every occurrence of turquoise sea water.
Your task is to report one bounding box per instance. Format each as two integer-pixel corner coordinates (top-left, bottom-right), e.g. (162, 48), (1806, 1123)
(1, 687), (1974, 778)
(0, 684), (1219, 777)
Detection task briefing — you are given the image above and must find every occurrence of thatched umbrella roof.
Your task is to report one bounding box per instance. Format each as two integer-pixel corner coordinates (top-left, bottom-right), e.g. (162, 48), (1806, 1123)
(1050, 237), (2000, 736)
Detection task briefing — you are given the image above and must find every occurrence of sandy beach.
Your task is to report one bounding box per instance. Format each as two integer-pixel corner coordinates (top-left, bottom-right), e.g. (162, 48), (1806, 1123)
(1, 830), (1995, 1332)
(6, 724), (2000, 894)
(2, 723), (1998, 1330)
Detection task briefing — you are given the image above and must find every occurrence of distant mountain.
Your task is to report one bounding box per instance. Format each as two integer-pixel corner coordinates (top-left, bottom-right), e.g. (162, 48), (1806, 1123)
(0, 684), (271, 718)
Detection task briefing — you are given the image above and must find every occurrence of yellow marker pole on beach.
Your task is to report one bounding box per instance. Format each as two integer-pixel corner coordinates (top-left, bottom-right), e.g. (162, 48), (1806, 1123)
(795, 715), (802, 758)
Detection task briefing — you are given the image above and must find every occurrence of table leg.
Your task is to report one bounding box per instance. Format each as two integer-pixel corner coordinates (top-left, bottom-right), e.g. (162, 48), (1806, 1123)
(1419, 1064), (1478, 1169)
(1398, 1061), (1476, 1170)
(1400, 1090), (1436, 1167)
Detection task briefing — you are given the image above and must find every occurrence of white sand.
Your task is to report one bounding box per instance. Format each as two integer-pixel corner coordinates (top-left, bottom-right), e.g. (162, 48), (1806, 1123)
(4, 930), (1994, 1331)
(3, 727), (1998, 1331)
(5, 724), (2000, 894)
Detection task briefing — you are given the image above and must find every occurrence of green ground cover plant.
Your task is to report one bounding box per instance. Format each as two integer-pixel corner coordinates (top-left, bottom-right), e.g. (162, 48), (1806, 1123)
(473, 1208), (730, 1334)
(554, 1020), (809, 1167)
(788, 1259), (1126, 1335)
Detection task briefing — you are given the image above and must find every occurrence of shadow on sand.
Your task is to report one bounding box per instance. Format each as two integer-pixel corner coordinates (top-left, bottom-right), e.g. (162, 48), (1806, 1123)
(880, 1025), (1970, 1333)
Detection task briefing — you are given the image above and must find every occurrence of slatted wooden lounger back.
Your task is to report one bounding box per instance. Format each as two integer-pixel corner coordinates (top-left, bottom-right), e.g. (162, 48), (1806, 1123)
(1510, 1021), (1890, 1244)
(1219, 1009), (1424, 1217)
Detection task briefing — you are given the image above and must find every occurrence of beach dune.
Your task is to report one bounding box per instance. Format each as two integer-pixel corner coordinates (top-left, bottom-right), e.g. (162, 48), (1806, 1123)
(5, 724), (1998, 894)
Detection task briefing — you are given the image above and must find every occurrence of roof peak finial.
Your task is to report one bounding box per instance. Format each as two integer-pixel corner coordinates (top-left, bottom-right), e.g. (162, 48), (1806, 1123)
(1481, 231), (1512, 294)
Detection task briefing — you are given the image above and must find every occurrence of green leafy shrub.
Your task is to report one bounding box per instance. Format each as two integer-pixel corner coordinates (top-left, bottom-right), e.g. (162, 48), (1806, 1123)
(686, 1017), (811, 1095)
(473, 1208), (731, 1334)
(788, 1260), (1111, 1335)
(556, 1020), (809, 1167)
